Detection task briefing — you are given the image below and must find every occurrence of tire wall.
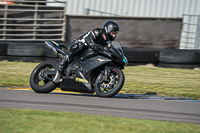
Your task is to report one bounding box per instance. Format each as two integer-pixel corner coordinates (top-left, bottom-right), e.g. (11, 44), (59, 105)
(0, 42), (199, 69)
(123, 48), (200, 69)
(0, 42), (59, 62)
(157, 50), (200, 69)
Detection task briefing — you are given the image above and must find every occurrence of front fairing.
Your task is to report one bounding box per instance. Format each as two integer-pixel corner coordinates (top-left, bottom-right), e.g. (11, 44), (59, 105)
(107, 41), (128, 67)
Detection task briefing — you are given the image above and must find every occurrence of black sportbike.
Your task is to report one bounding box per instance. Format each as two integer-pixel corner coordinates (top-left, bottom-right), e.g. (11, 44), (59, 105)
(30, 41), (128, 97)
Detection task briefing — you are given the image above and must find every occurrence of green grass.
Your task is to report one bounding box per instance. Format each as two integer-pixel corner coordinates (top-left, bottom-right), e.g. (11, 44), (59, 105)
(0, 108), (200, 133)
(0, 61), (200, 99)
(0, 61), (38, 87)
(122, 65), (200, 99)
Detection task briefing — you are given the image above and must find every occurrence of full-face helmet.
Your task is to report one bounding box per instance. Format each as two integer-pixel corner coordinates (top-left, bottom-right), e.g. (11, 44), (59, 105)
(103, 21), (119, 41)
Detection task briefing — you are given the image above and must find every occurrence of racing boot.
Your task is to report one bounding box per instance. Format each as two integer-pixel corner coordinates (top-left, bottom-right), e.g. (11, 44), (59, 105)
(53, 54), (71, 83)
(56, 54), (71, 74)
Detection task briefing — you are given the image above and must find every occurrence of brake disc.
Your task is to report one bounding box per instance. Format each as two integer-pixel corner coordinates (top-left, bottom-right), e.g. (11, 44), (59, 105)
(100, 73), (115, 88)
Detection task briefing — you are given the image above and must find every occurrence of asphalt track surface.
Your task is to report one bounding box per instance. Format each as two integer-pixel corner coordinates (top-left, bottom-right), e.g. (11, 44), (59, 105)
(0, 88), (200, 124)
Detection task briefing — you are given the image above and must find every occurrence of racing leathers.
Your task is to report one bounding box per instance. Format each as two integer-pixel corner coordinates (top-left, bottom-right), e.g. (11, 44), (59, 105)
(57, 28), (108, 73)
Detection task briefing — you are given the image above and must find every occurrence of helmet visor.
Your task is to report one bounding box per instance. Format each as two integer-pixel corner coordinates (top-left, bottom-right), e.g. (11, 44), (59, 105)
(110, 31), (119, 39)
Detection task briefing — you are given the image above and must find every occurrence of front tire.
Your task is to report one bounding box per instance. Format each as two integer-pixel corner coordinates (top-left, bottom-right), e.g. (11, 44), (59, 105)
(30, 60), (58, 93)
(94, 67), (125, 98)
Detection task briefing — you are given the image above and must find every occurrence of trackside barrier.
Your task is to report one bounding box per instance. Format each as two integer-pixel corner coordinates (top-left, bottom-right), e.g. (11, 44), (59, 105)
(0, 0), (66, 41)
(0, 43), (200, 69)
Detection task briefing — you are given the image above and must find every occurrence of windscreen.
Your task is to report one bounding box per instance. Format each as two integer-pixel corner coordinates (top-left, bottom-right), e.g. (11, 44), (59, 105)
(108, 41), (124, 56)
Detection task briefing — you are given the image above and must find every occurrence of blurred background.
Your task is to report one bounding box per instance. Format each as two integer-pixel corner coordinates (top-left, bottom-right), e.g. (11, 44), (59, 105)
(0, 0), (200, 68)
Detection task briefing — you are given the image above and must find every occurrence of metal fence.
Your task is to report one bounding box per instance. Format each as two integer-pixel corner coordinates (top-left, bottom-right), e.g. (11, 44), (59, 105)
(180, 15), (200, 49)
(0, 0), (66, 41)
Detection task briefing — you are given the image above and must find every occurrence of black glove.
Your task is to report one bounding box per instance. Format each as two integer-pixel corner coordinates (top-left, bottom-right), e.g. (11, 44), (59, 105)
(89, 43), (95, 49)
(100, 46), (108, 51)
(89, 43), (101, 50)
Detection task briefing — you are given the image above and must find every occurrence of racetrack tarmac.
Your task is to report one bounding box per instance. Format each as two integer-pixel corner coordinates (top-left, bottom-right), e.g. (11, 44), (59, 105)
(0, 88), (200, 124)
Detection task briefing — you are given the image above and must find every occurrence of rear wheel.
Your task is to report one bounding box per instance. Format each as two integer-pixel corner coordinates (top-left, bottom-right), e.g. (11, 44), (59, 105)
(94, 67), (125, 97)
(30, 60), (58, 93)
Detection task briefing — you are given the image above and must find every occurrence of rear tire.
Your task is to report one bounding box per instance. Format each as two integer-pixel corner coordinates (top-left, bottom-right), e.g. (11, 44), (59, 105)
(94, 68), (125, 98)
(30, 60), (58, 93)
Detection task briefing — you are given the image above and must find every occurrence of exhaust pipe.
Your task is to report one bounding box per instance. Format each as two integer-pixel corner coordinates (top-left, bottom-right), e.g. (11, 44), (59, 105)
(44, 41), (58, 56)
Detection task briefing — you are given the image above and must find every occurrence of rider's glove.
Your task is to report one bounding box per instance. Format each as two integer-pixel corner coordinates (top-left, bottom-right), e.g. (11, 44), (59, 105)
(101, 46), (108, 51)
(89, 43), (101, 50)
(89, 43), (95, 49)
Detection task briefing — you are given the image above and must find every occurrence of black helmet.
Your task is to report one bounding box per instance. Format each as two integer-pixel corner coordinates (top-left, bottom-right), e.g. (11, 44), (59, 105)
(103, 21), (119, 41)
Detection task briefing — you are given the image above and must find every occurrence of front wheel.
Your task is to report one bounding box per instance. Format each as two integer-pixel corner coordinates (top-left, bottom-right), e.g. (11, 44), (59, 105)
(30, 60), (58, 93)
(94, 67), (125, 97)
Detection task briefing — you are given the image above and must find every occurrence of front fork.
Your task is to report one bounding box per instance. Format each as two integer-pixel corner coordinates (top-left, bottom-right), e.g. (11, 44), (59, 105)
(99, 66), (112, 83)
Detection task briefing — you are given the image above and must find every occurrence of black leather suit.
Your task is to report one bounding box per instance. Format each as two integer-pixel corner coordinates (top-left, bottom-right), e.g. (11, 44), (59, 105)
(57, 28), (108, 72)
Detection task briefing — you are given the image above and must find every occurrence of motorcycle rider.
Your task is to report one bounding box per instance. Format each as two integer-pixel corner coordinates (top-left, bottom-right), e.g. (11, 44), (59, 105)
(55, 20), (119, 74)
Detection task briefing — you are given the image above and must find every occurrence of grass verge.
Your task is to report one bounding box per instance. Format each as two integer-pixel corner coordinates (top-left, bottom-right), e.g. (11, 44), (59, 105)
(0, 61), (200, 99)
(0, 108), (200, 133)
(0, 61), (38, 87)
(123, 65), (200, 99)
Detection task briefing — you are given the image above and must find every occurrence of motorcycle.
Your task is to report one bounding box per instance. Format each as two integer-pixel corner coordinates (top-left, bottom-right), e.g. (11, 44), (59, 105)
(30, 41), (128, 97)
